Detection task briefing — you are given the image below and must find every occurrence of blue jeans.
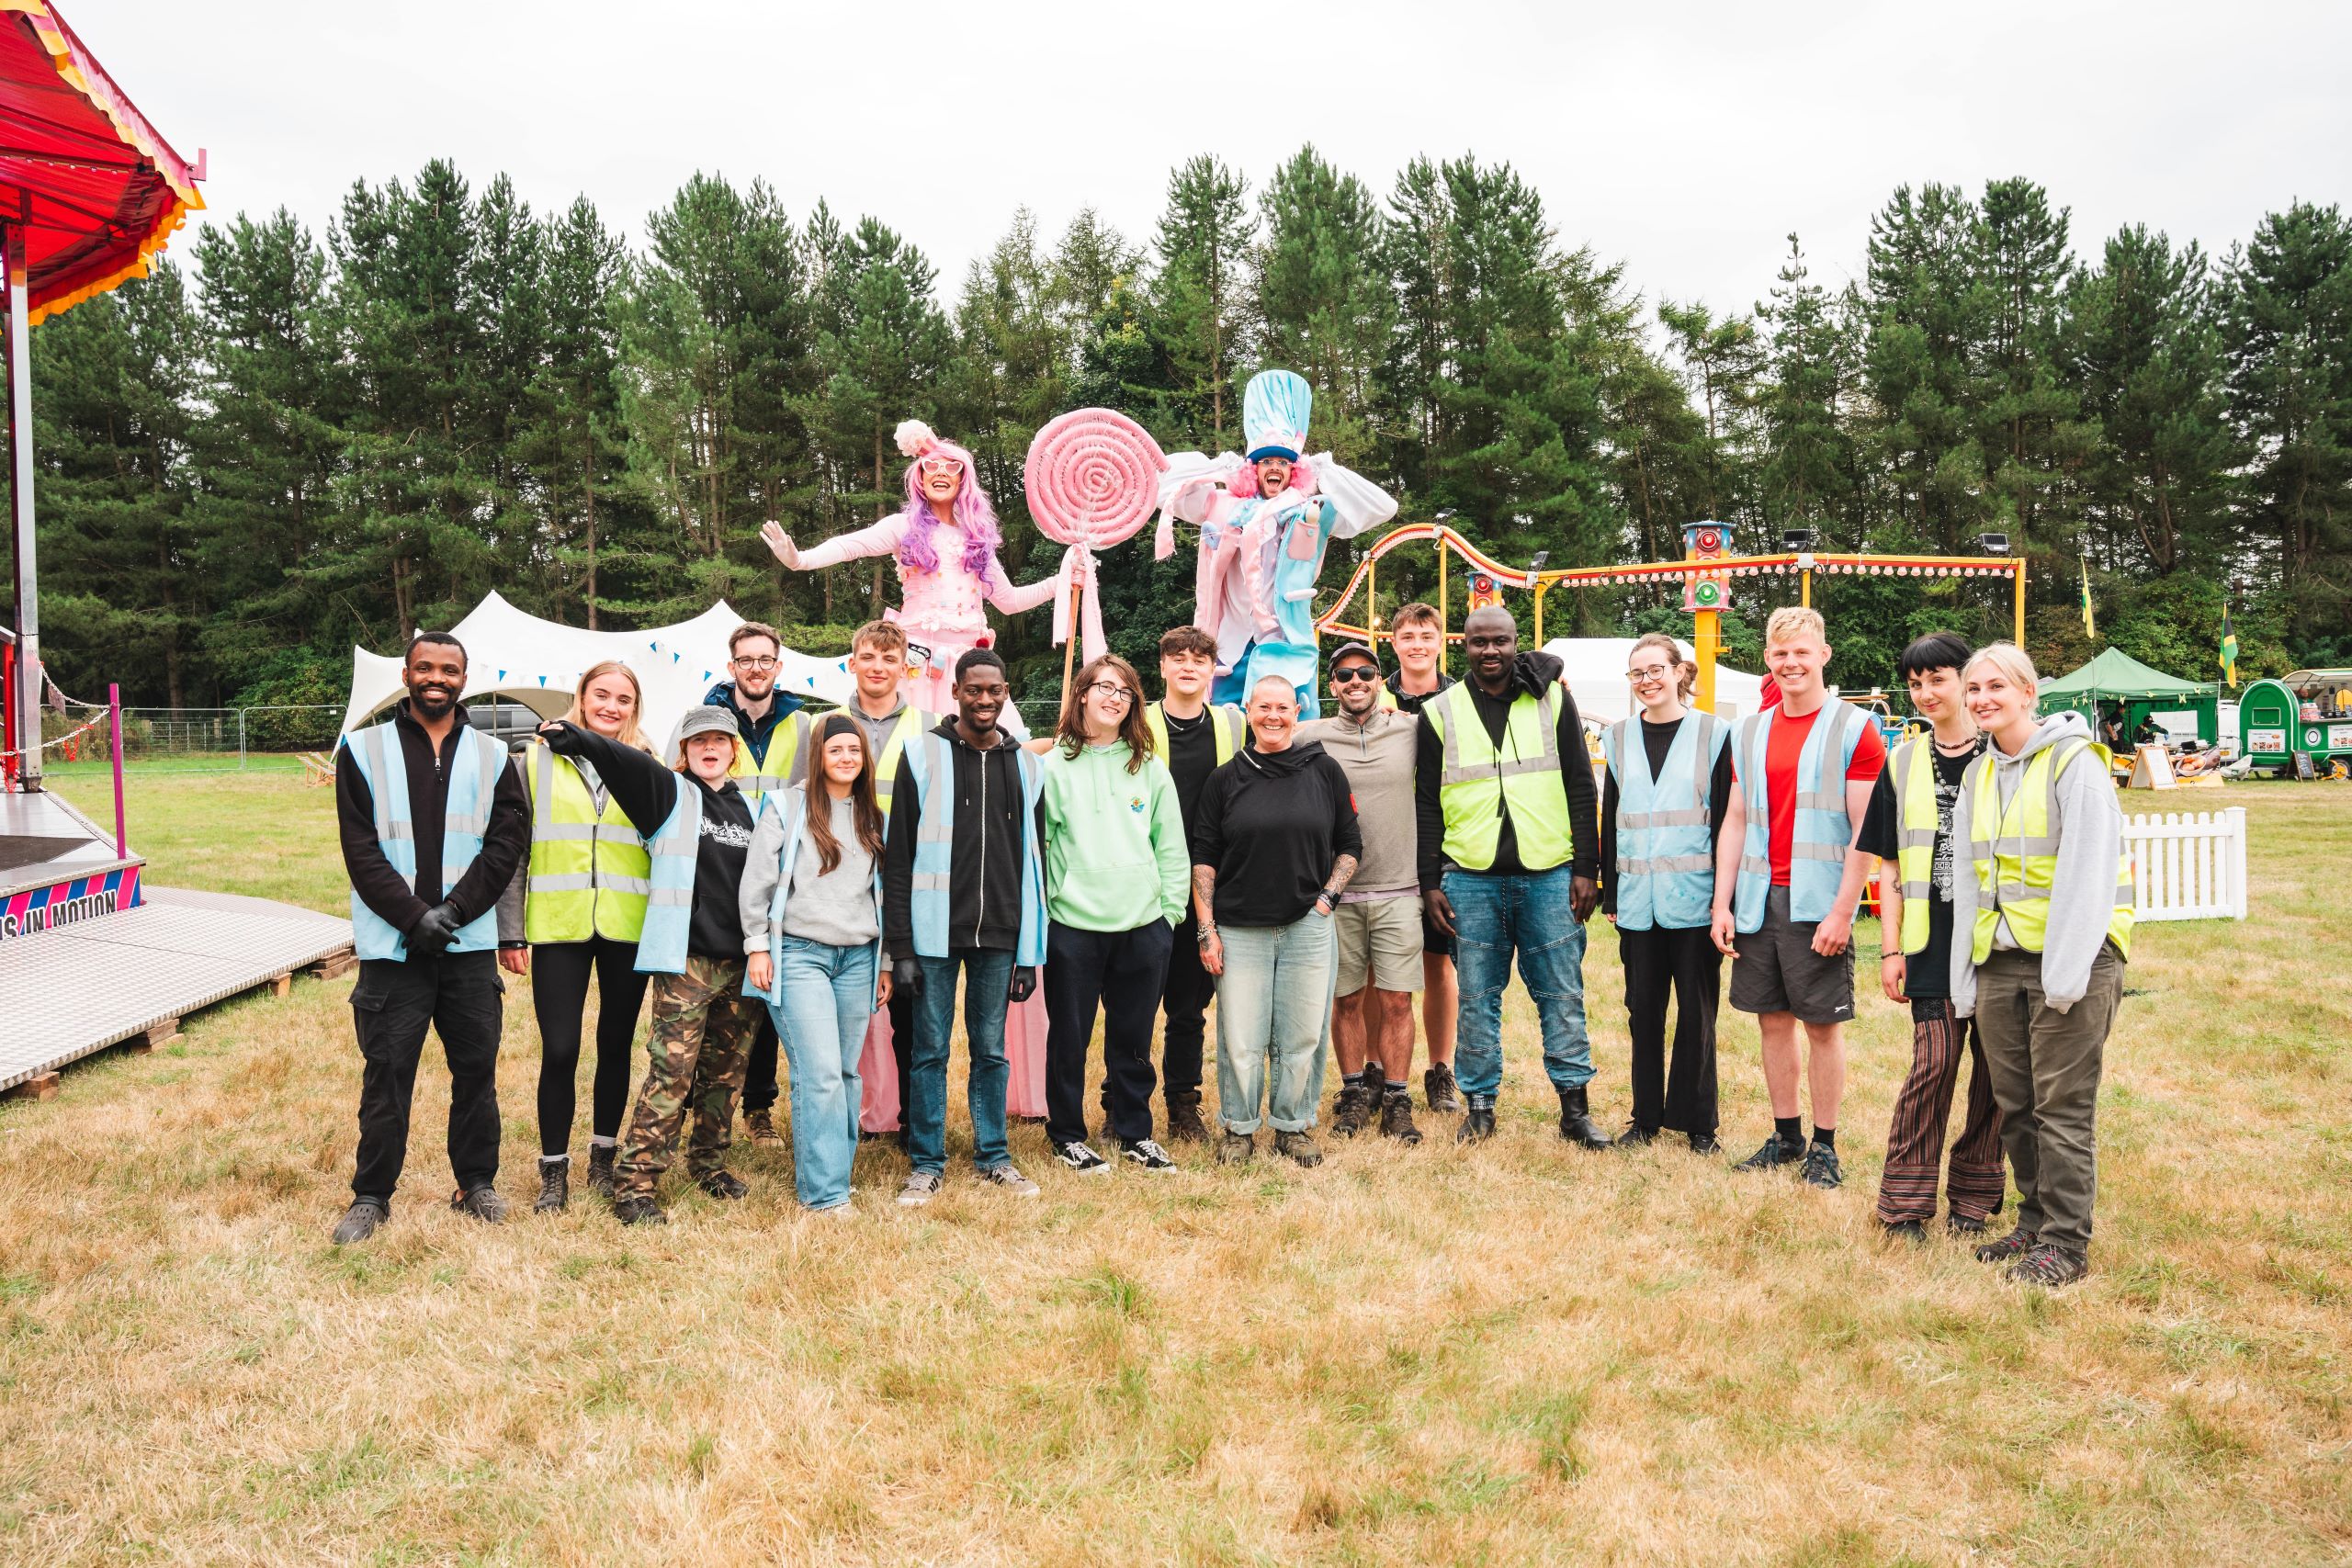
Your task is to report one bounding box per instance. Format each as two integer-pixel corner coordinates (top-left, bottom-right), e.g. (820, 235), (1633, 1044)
(1215, 915), (1337, 1134)
(766, 938), (876, 1211)
(1446, 865), (1592, 1099)
(910, 948), (1015, 1175)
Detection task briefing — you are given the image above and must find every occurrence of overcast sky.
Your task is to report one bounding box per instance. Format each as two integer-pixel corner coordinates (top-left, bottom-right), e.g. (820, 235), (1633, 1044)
(89, 0), (2352, 321)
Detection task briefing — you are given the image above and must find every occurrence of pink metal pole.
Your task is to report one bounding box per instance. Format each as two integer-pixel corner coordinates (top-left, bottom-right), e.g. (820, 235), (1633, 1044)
(108, 681), (126, 856)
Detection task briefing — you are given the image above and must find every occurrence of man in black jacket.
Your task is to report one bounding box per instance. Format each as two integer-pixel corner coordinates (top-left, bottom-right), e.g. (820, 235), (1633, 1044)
(332, 633), (529, 1243)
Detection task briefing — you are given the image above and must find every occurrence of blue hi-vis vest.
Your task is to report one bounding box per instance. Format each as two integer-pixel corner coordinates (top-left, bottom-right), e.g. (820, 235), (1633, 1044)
(741, 786), (887, 1012)
(628, 773), (707, 976)
(899, 732), (1047, 964)
(1732, 701), (1866, 931)
(1603, 712), (1727, 931)
(341, 719), (509, 962)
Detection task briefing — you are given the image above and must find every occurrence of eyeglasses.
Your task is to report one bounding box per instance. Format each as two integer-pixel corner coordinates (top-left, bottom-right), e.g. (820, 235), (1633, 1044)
(1085, 682), (1136, 703)
(732, 655), (779, 671)
(1330, 666), (1382, 684)
(1627, 664), (1672, 682)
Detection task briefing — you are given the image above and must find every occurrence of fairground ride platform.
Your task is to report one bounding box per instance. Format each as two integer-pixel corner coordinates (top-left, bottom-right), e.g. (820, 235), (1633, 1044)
(0, 885), (353, 1095)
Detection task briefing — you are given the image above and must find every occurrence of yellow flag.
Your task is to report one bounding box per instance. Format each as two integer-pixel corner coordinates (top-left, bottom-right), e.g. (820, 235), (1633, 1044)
(2079, 557), (2096, 639)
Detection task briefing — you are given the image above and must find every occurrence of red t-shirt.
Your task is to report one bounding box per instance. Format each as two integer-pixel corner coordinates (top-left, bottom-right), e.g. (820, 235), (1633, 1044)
(1758, 704), (1885, 885)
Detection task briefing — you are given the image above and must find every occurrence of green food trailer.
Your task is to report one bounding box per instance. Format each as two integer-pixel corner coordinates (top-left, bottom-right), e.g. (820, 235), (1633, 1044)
(2038, 648), (2219, 749)
(2237, 670), (2352, 775)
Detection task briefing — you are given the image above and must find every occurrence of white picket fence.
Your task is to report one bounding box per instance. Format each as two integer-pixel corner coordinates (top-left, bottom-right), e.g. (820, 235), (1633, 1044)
(2122, 807), (2247, 922)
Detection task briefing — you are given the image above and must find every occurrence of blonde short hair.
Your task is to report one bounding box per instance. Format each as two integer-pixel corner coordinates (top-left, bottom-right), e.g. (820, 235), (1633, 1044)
(1962, 641), (2039, 695)
(1764, 606), (1826, 648)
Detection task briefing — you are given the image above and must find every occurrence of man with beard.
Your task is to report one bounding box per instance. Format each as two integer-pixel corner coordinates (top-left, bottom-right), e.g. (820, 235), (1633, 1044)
(331, 633), (530, 1243)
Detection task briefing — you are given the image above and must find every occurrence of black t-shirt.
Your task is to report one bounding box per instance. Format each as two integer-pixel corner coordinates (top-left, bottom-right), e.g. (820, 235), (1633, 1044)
(1160, 707), (1220, 831)
(1191, 742), (1363, 928)
(1856, 736), (1984, 999)
(1385, 671), (1456, 716)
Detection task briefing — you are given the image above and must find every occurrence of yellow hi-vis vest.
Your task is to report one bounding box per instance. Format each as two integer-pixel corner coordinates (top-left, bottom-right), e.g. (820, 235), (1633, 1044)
(523, 741), (651, 944)
(1888, 736), (1943, 955)
(1142, 700), (1244, 766)
(728, 709), (808, 805)
(870, 705), (929, 819)
(1966, 738), (2134, 964)
(1424, 681), (1575, 872)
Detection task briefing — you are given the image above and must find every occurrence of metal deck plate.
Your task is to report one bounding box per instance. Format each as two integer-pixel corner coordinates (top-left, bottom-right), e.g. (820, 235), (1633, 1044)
(0, 887), (352, 1090)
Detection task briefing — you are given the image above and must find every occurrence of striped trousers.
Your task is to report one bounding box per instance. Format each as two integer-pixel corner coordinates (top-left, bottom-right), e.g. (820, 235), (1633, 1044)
(1875, 998), (2006, 1225)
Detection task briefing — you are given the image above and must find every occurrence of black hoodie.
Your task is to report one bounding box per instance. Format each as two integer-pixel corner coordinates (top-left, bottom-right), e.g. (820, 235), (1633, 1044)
(1413, 649), (1599, 888)
(544, 722), (756, 962)
(883, 716), (1046, 959)
(1190, 739), (1363, 928)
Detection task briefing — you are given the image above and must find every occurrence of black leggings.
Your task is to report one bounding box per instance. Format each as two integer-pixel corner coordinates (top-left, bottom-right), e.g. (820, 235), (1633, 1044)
(533, 937), (649, 1156)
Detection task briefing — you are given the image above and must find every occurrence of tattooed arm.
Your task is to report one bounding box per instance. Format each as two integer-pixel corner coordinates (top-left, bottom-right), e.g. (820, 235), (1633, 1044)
(1191, 864), (1224, 976)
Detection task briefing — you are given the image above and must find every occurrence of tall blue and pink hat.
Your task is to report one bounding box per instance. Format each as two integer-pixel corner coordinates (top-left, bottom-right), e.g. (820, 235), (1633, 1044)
(1242, 369), (1311, 462)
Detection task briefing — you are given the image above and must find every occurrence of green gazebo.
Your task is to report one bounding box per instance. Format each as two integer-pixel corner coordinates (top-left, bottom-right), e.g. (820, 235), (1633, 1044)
(2038, 648), (2219, 746)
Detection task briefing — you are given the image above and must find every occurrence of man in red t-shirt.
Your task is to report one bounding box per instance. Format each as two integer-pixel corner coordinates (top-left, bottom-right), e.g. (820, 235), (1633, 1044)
(1709, 608), (1882, 1190)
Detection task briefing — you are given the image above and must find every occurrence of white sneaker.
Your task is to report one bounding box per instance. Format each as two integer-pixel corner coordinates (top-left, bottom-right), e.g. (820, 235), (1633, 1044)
(1054, 1140), (1111, 1174)
(979, 1164), (1041, 1198)
(896, 1170), (942, 1207)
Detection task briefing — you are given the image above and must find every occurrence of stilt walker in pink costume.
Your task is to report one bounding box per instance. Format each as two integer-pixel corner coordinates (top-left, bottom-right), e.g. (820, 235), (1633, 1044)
(762, 420), (1081, 718)
(762, 420), (1067, 1120)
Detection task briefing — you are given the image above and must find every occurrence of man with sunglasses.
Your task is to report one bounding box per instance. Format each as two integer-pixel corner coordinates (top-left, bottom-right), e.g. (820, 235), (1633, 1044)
(1300, 642), (1424, 1144)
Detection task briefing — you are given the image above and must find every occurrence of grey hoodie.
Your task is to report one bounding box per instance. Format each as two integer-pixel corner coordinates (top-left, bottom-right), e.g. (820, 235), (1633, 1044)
(1949, 710), (2125, 1015)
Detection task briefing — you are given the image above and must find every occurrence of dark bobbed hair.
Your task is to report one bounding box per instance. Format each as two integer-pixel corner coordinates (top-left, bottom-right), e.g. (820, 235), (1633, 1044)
(1897, 632), (1974, 682)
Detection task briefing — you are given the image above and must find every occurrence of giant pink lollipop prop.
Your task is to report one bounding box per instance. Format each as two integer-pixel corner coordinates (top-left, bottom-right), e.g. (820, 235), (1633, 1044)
(1023, 408), (1169, 684)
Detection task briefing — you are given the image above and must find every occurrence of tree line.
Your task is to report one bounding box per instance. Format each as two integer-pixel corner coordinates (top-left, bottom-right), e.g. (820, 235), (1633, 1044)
(6, 148), (2349, 712)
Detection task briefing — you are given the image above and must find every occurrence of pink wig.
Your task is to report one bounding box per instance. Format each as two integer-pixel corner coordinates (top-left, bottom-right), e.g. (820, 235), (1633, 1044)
(896, 438), (1003, 579)
(1225, 455), (1315, 502)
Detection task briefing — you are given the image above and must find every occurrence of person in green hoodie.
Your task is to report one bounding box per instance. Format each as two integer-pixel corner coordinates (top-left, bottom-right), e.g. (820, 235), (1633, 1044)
(1039, 654), (1193, 1173)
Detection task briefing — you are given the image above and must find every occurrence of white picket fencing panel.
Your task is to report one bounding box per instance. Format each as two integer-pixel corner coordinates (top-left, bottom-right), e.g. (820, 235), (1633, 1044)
(2122, 807), (2247, 922)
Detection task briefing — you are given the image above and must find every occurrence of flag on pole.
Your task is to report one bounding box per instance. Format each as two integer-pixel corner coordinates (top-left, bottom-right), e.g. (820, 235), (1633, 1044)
(2078, 557), (2097, 639)
(2219, 603), (2239, 686)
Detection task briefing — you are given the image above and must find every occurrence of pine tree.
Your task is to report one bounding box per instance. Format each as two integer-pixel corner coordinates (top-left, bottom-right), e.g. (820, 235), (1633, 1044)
(514, 197), (629, 626)
(1862, 182), (1995, 555)
(1256, 145), (1392, 463)
(1151, 157), (1254, 450)
(1756, 236), (1861, 540)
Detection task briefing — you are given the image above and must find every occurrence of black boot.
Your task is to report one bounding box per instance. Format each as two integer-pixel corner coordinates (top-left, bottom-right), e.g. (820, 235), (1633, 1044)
(1456, 1093), (1498, 1144)
(585, 1144), (617, 1201)
(1556, 1086), (1612, 1149)
(535, 1155), (570, 1213)
(1165, 1089), (1210, 1145)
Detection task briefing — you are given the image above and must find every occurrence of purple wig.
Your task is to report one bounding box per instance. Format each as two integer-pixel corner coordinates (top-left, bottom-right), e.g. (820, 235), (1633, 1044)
(896, 441), (1003, 579)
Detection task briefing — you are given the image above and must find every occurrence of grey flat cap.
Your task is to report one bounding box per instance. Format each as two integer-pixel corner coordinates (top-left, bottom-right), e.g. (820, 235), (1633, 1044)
(674, 705), (741, 743)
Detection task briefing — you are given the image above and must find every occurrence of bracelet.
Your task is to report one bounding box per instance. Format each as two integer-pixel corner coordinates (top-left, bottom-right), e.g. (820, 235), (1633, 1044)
(1880, 953), (1902, 963)
(1196, 923), (1217, 947)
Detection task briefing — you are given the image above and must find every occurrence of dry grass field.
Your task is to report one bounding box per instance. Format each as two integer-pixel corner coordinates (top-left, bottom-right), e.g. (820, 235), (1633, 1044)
(4, 773), (2348, 1565)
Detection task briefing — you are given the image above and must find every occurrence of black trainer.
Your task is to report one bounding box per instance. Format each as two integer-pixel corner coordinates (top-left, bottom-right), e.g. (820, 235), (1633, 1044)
(1800, 1143), (1842, 1190)
(1687, 1131), (1723, 1156)
(1054, 1140), (1111, 1174)
(696, 1168), (749, 1201)
(1880, 1218), (1927, 1245)
(612, 1195), (667, 1226)
(1615, 1122), (1660, 1150)
(1732, 1134), (1804, 1173)
(1946, 1213), (1989, 1237)
(1120, 1138), (1177, 1172)
(2005, 1243), (2088, 1290)
(1973, 1225), (2039, 1264)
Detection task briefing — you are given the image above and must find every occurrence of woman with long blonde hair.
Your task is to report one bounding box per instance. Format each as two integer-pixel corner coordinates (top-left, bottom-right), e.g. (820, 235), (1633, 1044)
(498, 660), (656, 1213)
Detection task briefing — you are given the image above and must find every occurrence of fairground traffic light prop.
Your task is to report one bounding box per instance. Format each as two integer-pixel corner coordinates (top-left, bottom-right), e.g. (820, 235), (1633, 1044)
(1682, 521), (1732, 712)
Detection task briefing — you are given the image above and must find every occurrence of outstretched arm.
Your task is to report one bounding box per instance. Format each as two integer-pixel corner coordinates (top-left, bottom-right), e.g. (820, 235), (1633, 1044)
(768, 513), (907, 572)
(984, 553), (1069, 616)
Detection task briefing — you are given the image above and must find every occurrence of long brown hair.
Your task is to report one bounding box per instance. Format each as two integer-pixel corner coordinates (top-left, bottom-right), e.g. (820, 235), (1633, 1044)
(804, 716), (887, 874)
(562, 660), (653, 752)
(1058, 654), (1153, 774)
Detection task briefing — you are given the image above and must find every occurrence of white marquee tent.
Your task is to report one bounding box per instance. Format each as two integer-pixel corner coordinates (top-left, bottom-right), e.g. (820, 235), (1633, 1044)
(339, 593), (858, 746)
(1540, 637), (1766, 728)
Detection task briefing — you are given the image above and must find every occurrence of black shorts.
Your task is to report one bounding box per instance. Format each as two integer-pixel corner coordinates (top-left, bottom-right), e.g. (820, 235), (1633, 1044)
(1422, 910), (1456, 964)
(1728, 886), (1855, 1025)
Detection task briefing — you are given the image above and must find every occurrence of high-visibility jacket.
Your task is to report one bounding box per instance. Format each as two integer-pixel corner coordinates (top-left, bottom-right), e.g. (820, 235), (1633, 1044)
(628, 773), (706, 976)
(1424, 682), (1575, 873)
(870, 705), (929, 819)
(521, 741), (650, 944)
(1603, 712), (1726, 930)
(340, 719), (508, 962)
(1886, 736), (1942, 954)
(1966, 738), (2134, 964)
(727, 710), (809, 805)
(1142, 700), (1245, 767)
(898, 732), (1047, 964)
(1731, 701), (1866, 931)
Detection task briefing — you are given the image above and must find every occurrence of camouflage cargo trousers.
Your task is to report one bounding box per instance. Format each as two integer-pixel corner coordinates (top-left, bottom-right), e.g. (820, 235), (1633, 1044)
(616, 955), (762, 1200)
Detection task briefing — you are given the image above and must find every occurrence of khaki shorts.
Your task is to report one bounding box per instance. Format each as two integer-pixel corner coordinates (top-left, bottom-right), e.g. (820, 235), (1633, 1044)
(1333, 896), (1425, 996)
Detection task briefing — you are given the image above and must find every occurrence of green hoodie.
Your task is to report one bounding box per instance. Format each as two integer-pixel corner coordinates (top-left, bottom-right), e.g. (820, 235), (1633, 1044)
(1038, 740), (1192, 931)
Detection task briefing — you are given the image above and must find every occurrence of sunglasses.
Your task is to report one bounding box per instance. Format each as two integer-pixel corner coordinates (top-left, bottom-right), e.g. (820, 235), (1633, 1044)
(1330, 666), (1382, 684)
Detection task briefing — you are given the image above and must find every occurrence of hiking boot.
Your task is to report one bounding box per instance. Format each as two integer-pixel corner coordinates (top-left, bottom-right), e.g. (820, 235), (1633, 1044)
(585, 1144), (617, 1201)
(1557, 1086), (1612, 1149)
(1053, 1140), (1110, 1175)
(1800, 1143), (1843, 1190)
(743, 1107), (783, 1148)
(897, 1170), (943, 1208)
(1615, 1122), (1660, 1150)
(330, 1200), (388, 1246)
(1880, 1218), (1928, 1245)
(978, 1164), (1041, 1198)
(1330, 1080), (1374, 1138)
(612, 1194), (666, 1226)
(1973, 1225), (2039, 1265)
(450, 1185), (507, 1224)
(1216, 1130), (1256, 1166)
(1946, 1212), (1990, 1237)
(1687, 1131), (1723, 1156)
(1121, 1138), (1178, 1172)
(534, 1156), (570, 1213)
(1378, 1089), (1423, 1145)
(1424, 1062), (1463, 1113)
(1457, 1094), (1498, 1144)
(1273, 1130), (1324, 1168)
(2005, 1243), (2088, 1290)
(696, 1168), (749, 1201)
(1733, 1134), (1805, 1173)
(1164, 1090), (1210, 1145)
